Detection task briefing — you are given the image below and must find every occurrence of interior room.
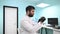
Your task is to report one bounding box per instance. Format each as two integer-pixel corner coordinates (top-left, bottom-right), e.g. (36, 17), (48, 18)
(0, 0), (60, 34)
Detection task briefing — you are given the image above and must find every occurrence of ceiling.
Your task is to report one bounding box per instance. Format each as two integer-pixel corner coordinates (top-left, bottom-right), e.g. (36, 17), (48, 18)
(20, 0), (60, 6)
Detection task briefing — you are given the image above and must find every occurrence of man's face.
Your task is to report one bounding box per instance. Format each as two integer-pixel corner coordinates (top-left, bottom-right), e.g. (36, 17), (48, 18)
(28, 9), (34, 17)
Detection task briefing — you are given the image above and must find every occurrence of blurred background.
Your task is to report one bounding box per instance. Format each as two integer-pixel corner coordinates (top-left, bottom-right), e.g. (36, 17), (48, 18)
(0, 0), (60, 34)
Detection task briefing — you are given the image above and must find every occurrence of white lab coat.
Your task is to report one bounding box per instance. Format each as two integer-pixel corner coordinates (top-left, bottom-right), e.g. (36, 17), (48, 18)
(20, 15), (43, 34)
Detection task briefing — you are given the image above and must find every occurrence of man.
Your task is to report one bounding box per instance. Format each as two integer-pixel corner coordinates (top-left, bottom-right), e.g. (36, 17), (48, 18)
(20, 6), (45, 34)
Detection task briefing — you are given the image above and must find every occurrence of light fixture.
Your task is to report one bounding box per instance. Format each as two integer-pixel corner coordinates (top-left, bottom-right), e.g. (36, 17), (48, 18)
(36, 3), (50, 8)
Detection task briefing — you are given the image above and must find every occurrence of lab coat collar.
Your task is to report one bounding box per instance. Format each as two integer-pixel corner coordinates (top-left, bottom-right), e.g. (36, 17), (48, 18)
(25, 15), (32, 18)
(25, 15), (33, 20)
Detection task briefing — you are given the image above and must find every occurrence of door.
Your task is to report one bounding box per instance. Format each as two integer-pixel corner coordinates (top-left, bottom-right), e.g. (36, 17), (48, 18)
(3, 6), (18, 34)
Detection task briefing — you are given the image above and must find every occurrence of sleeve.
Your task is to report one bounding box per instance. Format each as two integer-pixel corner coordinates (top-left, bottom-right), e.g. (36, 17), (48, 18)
(21, 20), (43, 32)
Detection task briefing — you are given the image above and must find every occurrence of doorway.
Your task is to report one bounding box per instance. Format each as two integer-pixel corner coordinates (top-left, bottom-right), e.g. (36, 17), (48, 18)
(3, 6), (18, 34)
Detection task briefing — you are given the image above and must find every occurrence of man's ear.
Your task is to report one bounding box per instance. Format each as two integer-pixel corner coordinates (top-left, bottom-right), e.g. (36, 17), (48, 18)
(26, 11), (29, 15)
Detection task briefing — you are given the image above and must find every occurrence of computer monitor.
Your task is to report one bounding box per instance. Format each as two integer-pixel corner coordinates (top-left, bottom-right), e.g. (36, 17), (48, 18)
(48, 18), (58, 27)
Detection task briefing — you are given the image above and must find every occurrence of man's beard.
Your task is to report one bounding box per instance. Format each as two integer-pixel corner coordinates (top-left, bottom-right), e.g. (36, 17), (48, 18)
(28, 14), (33, 17)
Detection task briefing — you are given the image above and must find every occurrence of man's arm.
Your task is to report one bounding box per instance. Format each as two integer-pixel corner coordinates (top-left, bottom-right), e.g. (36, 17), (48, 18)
(21, 20), (43, 32)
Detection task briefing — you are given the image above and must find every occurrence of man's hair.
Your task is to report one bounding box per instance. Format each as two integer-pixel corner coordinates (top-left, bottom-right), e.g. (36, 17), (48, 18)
(26, 6), (35, 12)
